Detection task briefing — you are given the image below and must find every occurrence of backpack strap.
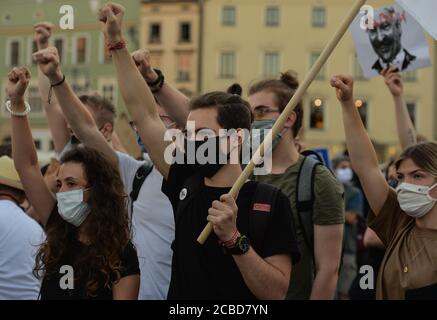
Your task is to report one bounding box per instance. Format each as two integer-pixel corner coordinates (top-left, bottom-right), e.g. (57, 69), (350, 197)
(129, 159), (154, 228)
(249, 182), (278, 253)
(295, 156), (321, 260)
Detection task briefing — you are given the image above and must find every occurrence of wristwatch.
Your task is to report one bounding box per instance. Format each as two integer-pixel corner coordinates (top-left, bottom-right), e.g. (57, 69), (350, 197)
(223, 235), (250, 255)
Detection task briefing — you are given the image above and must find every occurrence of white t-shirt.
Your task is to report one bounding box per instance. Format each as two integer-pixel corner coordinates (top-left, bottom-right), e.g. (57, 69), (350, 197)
(116, 152), (174, 300)
(0, 200), (45, 299)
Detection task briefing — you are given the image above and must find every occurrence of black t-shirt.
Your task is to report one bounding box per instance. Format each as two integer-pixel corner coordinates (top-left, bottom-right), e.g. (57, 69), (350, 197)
(39, 240), (140, 300)
(162, 163), (300, 300)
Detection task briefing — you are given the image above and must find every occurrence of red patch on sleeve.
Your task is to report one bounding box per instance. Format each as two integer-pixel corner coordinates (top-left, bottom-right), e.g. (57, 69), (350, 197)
(252, 203), (271, 212)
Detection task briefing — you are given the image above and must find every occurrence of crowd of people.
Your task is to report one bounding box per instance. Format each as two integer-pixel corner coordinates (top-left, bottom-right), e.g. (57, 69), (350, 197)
(1, 3), (436, 300)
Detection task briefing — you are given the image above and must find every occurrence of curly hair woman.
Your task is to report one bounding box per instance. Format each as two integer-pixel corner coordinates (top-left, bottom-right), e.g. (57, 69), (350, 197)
(6, 66), (140, 299)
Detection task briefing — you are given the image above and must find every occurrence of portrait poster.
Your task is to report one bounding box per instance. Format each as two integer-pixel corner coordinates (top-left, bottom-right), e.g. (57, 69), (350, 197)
(350, 3), (431, 79)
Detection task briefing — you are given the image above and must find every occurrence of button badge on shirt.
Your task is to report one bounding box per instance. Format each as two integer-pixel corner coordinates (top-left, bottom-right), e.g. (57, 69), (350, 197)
(179, 188), (187, 200)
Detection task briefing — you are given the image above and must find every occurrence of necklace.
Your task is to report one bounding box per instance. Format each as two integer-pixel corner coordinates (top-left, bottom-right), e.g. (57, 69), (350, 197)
(403, 237), (435, 274)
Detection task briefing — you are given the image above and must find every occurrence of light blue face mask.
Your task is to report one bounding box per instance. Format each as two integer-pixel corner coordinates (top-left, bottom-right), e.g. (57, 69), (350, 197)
(56, 188), (91, 227)
(250, 119), (284, 150)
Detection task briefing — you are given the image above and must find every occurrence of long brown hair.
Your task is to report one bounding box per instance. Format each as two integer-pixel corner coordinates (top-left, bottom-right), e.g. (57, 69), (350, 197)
(34, 146), (130, 297)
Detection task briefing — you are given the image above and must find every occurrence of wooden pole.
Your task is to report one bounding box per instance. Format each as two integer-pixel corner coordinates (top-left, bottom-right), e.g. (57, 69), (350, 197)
(197, 0), (367, 244)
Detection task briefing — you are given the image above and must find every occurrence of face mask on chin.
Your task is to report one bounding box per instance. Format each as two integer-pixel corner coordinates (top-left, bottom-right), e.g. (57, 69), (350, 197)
(396, 182), (437, 218)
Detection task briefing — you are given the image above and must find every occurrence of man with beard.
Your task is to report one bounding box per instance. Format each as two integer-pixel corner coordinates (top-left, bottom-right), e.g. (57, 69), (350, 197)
(368, 7), (416, 74)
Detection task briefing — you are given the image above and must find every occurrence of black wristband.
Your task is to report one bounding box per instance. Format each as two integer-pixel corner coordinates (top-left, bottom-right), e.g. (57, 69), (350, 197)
(48, 74), (66, 104)
(146, 69), (165, 93)
(146, 69), (162, 86)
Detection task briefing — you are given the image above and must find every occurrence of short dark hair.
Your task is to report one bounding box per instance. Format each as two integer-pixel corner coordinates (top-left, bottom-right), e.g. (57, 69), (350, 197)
(190, 91), (252, 131)
(249, 70), (303, 138)
(79, 95), (116, 128)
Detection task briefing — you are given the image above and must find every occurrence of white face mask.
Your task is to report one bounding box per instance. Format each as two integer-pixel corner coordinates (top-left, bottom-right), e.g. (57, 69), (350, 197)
(336, 168), (353, 184)
(56, 188), (91, 227)
(396, 182), (437, 218)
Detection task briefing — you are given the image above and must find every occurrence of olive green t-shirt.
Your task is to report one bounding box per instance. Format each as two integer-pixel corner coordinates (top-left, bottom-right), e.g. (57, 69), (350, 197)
(368, 189), (437, 300)
(255, 155), (345, 299)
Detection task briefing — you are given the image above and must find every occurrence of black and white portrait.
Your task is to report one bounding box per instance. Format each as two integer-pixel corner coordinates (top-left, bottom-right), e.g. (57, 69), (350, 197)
(351, 4), (431, 79)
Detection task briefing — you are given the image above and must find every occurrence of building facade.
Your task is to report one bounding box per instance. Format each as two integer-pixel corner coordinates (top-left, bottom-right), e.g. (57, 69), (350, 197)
(141, 0), (200, 97)
(0, 0), (141, 161)
(201, 0), (437, 160)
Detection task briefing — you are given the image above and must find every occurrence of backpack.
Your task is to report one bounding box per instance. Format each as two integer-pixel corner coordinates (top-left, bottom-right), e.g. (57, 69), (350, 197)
(295, 150), (327, 256)
(173, 174), (279, 252)
(297, 149), (344, 274)
(129, 156), (154, 229)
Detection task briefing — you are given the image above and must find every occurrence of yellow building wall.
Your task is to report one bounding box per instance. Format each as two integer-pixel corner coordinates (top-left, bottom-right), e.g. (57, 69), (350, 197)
(140, 0), (199, 96)
(201, 0), (436, 160)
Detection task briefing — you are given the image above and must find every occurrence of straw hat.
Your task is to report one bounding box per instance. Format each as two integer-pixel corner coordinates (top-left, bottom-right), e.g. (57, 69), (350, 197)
(0, 156), (23, 191)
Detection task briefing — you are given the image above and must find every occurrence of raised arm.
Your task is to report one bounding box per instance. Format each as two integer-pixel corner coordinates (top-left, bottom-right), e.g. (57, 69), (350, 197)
(33, 47), (117, 165)
(99, 3), (170, 179)
(7, 67), (55, 226)
(382, 66), (417, 150)
(132, 49), (190, 127)
(331, 75), (389, 216)
(33, 22), (70, 154)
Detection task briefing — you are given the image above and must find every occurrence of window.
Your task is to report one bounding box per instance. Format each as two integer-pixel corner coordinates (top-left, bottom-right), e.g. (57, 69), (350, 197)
(7, 40), (20, 66)
(312, 7), (326, 27)
(176, 52), (192, 82)
(102, 84), (115, 103)
(355, 99), (368, 128)
(149, 23), (161, 43)
(220, 52), (235, 79)
(406, 102), (416, 127)
(179, 23), (191, 43)
(54, 38), (65, 63)
(266, 6), (280, 26)
(309, 98), (324, 129)
(27, 85), (43, 115)
(75, 36), (88, 64)
(310, 52), (326, 80)
(264, 52), (279, 77)
(403, 70), (417, 82)
(49, 140), (55, 151)
(222, 6), (236, 26)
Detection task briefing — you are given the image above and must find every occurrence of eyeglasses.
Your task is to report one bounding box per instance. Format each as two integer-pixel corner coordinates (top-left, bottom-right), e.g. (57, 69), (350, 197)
(252, 106), (280, 119)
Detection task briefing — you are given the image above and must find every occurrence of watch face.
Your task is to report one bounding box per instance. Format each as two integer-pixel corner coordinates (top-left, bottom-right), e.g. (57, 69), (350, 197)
(239, 236), (250, 252)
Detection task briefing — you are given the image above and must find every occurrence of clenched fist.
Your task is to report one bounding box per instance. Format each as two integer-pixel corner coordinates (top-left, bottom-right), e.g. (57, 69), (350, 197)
(131, 49), (158, 82)
(7, 67), (31, 102)
(99, 2), (125, 45)
(33, 22), (54, 50)
(32, 47), (63, 83)
(331, 75), (354, 103)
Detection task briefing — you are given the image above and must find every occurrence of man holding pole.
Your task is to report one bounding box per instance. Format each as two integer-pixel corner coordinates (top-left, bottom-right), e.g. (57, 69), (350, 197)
(98, 3), (300, 299)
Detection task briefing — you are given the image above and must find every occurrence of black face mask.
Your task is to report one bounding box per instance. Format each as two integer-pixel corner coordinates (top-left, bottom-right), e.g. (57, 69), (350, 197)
(183, 136), (231, 178)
